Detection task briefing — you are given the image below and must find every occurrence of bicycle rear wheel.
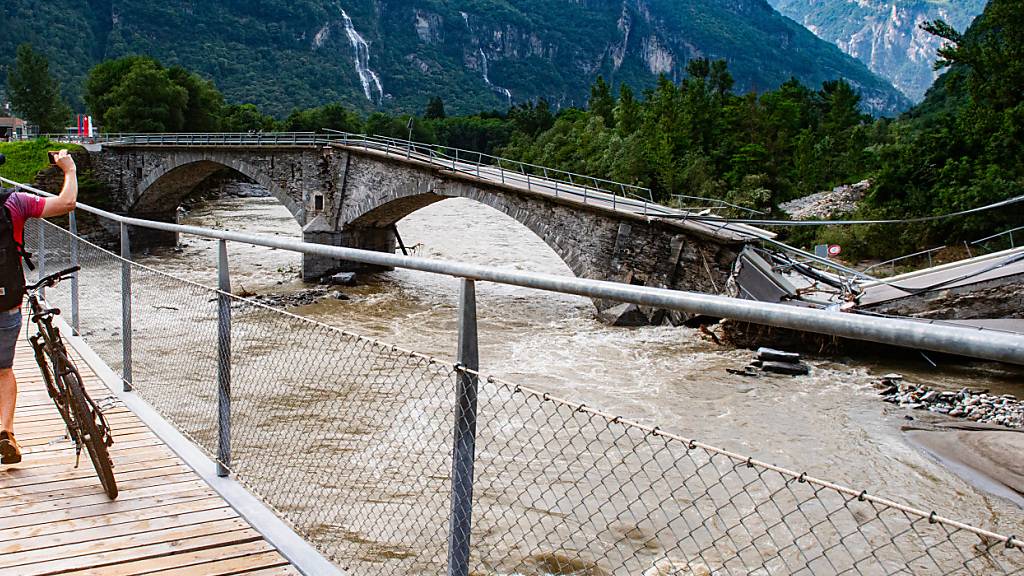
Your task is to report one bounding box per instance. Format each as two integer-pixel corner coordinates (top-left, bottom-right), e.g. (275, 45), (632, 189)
(66, 368), (118, 500)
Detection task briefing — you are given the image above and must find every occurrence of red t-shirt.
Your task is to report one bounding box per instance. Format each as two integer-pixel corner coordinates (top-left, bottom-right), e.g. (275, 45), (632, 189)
(4, 192), (46, 246)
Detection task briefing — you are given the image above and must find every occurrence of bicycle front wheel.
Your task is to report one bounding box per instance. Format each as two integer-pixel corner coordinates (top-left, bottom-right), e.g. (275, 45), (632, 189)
(66, 369), (118, 500)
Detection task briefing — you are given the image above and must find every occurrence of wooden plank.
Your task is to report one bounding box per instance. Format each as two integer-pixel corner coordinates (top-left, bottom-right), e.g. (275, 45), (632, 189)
(0, 319), (303, 574)
(0, 455), (180, 485)
(0, 445), (176, 477)
(0, 529), (267, 576)
(0, 471), (197, 507)
(0, 487), (217, 531)
(0, 465), (191, 502)
(140, 551), (294, 576)
(0, 506), (239, 555)
(11, 411), (136, 433)
(232, 565), (303, 576)
(0, 518), (251, 572)
(0, 497), (230, 543)
(0, 479), (209, 517)
(22, 430), (156, 455)
(16, 424), (148, 446)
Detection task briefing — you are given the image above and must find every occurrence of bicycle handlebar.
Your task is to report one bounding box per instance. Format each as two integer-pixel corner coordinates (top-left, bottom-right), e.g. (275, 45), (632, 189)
(26, 266), (80, 292)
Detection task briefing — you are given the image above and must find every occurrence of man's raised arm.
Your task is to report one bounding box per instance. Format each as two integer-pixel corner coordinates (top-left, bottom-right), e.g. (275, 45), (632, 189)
(40, 149), (78, 218)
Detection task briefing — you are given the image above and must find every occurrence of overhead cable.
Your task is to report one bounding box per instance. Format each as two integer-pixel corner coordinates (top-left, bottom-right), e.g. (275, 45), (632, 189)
(658, 193), (1024, 227)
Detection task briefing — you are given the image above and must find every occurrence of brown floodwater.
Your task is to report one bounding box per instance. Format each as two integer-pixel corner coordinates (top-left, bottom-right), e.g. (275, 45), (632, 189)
(48, 193), (1023, 574)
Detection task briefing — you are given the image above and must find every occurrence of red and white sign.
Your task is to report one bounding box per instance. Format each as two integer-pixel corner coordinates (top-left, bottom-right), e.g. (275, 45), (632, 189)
(827, 244), (842, 257)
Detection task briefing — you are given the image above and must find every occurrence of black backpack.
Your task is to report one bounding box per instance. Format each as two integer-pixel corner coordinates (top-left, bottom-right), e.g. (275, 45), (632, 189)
(0, 188), (35, 310)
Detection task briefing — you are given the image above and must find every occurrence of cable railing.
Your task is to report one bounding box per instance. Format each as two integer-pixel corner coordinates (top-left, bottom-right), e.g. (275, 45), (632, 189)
(7, 174), (1024, 574)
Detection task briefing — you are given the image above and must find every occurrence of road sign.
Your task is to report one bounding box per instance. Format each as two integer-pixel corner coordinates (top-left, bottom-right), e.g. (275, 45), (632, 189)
(827, 244), (842, 257)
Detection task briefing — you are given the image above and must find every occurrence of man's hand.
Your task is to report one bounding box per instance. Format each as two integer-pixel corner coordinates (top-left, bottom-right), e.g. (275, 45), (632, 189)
(40, 149), (79, 218)
(54, 149), (76, 174)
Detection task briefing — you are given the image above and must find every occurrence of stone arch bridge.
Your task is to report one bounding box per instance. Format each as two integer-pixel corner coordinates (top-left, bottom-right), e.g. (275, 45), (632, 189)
(89, 140), (761, 323)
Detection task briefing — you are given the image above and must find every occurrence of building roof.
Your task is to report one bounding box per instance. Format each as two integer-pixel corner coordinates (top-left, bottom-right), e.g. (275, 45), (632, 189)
(0, 116), (28, 128)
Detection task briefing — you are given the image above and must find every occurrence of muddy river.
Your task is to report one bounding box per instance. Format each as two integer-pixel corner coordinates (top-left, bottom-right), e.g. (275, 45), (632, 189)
(37, 192), (1024, 574)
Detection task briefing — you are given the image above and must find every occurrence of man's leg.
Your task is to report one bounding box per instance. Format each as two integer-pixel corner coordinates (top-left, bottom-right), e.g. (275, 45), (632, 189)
(0, 368), (15, 432)
(0, 310), (23, 464)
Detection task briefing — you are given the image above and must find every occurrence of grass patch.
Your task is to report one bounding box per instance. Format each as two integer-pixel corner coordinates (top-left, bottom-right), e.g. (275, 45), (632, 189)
(0, 139), (85, 184)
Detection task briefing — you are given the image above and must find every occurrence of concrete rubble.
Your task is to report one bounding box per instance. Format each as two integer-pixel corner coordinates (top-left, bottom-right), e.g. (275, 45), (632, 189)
(778, 179), (870, 220)
(727, 347), (811, 377)
(876, 374), (1023, 429)
(245, 287), (350, 309)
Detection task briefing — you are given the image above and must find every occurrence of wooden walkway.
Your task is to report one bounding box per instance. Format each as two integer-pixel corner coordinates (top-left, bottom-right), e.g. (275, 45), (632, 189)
(0, 323), (301, 575)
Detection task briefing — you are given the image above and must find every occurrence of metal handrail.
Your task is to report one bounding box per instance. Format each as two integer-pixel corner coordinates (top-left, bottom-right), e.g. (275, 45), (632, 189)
(4, 174), (1024, 366)
(971, 225), (1023, 247)
(45, 131), (660, 216)
(863, 245), (948, 274)
(671, 194), (766, 215)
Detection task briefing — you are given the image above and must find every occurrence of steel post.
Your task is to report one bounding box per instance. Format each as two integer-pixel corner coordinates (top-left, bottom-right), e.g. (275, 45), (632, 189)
(120, 222), (133, 391)
(216, 240), (232, 477)
(446, 279), (479, 576)
(69, 213), (80, 334)
(36, 222), (45, 296)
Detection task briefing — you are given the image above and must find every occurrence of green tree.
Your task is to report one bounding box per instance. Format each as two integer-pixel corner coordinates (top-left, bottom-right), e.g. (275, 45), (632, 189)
(283, 102), (361, 133)
(924, 0), (1023, 111)
(221, 104), (278, 132)
(103, 60), (188, 132)
(84, 56), (152, 128)
(168, 67), (224, 132)
(614, 84), (640, 136)
(589, 75), (615, 127)
(5, 44), (70, 133)
(85, 57), (191, 132)
(424, 96), (446, 120)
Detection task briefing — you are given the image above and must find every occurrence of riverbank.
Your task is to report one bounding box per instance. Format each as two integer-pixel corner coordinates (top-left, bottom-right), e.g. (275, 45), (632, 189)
(0, 138), (85, 183)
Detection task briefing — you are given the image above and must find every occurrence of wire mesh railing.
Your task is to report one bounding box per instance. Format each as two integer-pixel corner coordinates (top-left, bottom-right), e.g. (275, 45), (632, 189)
(19, 210), (1024, 575)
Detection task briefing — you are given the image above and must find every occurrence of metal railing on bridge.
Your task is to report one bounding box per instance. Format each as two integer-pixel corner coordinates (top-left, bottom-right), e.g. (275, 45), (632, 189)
(7, 175), (1024, 575)
(970, 226), (1023, 256)
(46, 131), (662, 217)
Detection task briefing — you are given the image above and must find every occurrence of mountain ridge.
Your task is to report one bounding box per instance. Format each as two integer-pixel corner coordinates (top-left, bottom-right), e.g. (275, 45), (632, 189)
(1, 0), (911, 116)
(767, 0), (986, 102)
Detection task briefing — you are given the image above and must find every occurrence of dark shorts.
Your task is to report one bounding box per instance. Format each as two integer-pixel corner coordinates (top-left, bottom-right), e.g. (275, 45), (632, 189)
(0, 309), (22, 369)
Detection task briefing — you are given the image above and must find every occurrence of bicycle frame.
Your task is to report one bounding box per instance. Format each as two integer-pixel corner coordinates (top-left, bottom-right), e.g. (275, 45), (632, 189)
(27, 289), (86, 455)
(25, 271), (114, 467)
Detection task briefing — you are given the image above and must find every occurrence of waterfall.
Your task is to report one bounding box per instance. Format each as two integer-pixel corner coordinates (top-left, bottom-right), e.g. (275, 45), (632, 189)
(478, 49), (512, 105)
(339, 8), (384, 104)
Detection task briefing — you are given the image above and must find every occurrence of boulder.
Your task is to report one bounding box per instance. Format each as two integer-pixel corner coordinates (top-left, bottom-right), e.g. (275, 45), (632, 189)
(762, 361), (811, 376)
(321, 272), (357, 286)
(598, 303), (649, 327)
(756, 347), (801, 363)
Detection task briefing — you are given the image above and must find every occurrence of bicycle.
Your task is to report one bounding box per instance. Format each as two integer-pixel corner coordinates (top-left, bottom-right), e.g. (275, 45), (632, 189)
(26, 266), (117, 499)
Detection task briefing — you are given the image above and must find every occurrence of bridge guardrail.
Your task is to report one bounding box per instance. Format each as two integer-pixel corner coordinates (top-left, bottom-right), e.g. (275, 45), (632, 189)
(863, 246), (948, 277)
(44, 131), (660, 217)
(970, 225), (1023, 255)
(8, 173), (1024, 575)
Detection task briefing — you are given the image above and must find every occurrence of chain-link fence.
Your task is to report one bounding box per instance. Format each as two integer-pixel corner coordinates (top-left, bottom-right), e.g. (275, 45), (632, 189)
(24, 218), (1024, 575)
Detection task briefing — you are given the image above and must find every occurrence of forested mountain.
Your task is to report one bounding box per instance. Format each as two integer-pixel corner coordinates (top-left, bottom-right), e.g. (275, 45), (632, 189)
(1, 0), (910, 117)
(767, 0), (986, 102)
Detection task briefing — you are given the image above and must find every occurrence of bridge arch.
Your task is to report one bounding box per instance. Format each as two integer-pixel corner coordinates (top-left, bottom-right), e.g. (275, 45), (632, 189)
(344, 177), (590, 280)
(130, 152), (303, 225)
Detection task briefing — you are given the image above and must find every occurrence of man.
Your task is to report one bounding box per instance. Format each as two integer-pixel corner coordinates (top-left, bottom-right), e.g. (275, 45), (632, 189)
(0, 149), (78, 464)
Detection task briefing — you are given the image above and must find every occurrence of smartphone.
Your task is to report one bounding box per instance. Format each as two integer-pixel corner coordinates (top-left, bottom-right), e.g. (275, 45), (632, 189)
(47, 151), (59, 165)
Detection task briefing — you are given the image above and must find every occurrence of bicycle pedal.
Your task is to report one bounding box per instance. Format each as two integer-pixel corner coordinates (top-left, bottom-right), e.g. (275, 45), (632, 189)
(96, 396), (121, 411)
(46, 435), (70, 446)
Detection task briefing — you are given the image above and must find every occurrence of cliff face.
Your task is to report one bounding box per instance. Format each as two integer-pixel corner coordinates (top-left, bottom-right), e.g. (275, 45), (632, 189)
(768, 0), (985, 102)
(1, 0), (910, 116)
